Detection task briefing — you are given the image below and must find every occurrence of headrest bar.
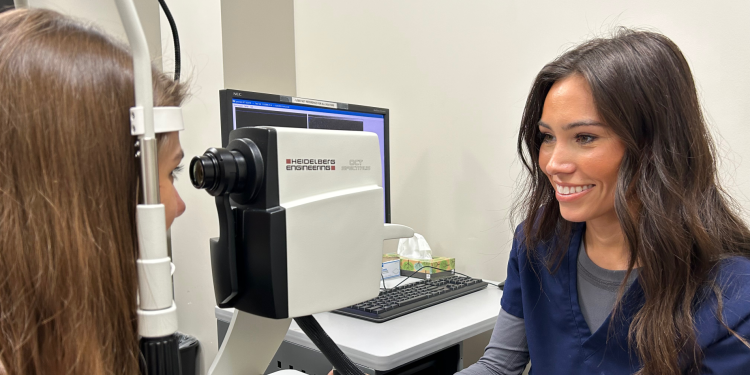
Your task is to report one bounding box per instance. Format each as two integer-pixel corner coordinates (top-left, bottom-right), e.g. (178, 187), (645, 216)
(131, 107), (184, 136)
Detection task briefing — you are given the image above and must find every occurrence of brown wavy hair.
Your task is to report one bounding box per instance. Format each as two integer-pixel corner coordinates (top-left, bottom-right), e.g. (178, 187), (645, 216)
(514, 29), (750, 374)
(0, 9), (185, 375)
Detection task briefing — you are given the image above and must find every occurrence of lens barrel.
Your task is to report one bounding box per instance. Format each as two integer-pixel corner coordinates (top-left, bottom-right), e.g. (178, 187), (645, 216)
(190, 153), (218, 190)
(189, 139), (264, 203)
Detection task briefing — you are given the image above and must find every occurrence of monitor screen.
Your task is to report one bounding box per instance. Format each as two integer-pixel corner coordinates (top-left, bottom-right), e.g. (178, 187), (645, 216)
(220, 90), (390, 223)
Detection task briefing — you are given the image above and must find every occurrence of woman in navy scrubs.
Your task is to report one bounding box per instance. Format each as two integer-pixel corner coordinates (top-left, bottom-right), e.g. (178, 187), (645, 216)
(459, 30), (750, 375)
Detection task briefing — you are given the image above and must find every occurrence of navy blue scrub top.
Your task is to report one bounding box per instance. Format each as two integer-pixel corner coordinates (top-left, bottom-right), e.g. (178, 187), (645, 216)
(501, 223), (750, 374)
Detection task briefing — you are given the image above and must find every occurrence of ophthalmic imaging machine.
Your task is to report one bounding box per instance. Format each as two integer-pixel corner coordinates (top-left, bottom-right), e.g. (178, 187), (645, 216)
(190, 126), (414, 375)
(107, 0), (411, 373)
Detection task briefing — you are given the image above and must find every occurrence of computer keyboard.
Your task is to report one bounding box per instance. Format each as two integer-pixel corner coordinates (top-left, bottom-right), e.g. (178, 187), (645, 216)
(333, 275), (488, 323)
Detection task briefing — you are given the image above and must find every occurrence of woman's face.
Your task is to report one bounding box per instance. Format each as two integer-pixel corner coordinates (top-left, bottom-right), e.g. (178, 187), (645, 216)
(158, 132), (186, 228)
(537, 74), (626, 223)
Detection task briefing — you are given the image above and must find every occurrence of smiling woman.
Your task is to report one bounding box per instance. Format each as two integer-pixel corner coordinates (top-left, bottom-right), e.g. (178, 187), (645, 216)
(458, 29), (750, 375)
(519, 29), (750, 375)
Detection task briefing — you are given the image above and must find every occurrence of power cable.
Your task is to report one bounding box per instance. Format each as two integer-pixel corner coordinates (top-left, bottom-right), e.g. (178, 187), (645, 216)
(157, 0), (180, 81)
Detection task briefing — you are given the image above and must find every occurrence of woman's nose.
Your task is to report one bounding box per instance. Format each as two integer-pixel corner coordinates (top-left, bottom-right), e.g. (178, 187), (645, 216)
(175, 189), (186, 218)
(544, 146), (576, 176)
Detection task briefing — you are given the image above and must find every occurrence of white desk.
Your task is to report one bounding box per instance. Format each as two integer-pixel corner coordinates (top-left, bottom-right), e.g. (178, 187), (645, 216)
(215, 277), (502, 372)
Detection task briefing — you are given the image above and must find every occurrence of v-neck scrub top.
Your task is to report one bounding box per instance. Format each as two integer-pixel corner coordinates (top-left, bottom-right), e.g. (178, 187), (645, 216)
(497, 223), (750, 374)
(458, 235), (639, 375)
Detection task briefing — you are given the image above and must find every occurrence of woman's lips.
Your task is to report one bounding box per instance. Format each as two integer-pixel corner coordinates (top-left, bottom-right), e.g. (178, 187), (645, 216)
(555, 184), (594, 202)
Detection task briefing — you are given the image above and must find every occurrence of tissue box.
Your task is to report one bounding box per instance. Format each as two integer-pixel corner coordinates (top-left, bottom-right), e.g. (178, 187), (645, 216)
(384, 253), (456, 275)
(382, 255), (401, 279)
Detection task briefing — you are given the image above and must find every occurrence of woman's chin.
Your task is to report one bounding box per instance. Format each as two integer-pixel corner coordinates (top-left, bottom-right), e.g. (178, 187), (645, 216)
(558, 209), (588, 223)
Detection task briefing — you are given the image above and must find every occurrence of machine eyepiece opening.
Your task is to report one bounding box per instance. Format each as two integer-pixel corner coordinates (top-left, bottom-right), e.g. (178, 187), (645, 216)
(190, 155), (216, 190)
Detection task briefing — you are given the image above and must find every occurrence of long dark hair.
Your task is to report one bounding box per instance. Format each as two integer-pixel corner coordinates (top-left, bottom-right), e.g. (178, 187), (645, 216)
(514, 29), (750, 374)
(0, 9), (185, 375)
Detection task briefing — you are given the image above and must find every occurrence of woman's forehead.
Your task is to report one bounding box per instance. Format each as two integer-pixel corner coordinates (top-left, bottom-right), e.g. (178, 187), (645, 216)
(541, 76), (600, 127)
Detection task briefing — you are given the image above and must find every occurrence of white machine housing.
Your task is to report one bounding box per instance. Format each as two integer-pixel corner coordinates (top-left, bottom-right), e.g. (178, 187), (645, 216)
(208, 126), (413, 375)
(277, 127), (383, 316)
(211, 126), (412, 319)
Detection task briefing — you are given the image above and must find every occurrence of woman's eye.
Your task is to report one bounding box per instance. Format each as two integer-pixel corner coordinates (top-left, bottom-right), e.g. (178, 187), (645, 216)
(540, 133), (554, 143)
(577, 134), (597, 144)
(171, 164), (184, 180)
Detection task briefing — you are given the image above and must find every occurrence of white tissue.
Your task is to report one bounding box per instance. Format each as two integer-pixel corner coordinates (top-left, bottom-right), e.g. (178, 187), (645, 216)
(397, 233), (432, 260)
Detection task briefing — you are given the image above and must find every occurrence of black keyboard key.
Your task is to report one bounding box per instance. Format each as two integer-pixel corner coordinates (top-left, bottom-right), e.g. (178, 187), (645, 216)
(397, 294), (428, 306)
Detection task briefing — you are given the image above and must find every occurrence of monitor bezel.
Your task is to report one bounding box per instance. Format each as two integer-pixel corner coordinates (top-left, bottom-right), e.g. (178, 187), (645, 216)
(219, 89), (391, 224)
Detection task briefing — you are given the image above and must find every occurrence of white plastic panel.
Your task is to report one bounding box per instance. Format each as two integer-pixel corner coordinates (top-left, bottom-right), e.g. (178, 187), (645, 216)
(383, 223), (415, 240)
(135, 204), (173, 311)
(272, 127), (382, 206)
(269, 126), (385, 316)
(284, 187), (383, 317)
(138, 302), (178, 337)
(136, 204), (168, 260)
(208, 310), (292, 375)
(137, 258), (173, 310)
(130, 106), (185, 135)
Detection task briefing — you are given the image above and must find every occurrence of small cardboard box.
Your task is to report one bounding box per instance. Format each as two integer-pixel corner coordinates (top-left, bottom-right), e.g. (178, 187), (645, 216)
(384, 253), (456, 274)
(382, 254), (401, 279)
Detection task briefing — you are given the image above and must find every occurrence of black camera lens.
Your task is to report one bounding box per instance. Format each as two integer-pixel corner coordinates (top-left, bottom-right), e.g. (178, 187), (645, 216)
(189, 140), (264, 203)
(189, 153), (218, 190)
(193, 160), (204, 185)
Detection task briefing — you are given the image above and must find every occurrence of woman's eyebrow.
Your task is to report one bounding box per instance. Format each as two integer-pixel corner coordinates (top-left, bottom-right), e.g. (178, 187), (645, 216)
(538, 120), (603, 130)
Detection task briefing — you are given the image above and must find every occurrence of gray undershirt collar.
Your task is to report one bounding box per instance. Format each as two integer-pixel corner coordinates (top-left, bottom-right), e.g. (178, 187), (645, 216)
(577, 239), (638, 332)
(578, 240), (638, 291)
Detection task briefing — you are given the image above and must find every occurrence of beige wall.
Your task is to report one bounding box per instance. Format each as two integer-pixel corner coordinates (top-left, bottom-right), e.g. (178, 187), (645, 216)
(221, 0), (296, 94)
(29, 0), (162, 67)
(293, 0), (750, 367)
(293, 0), (750, 305)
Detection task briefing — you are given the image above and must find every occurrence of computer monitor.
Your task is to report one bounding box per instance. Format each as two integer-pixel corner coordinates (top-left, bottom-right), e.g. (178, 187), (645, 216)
(219, 89), (391, 223)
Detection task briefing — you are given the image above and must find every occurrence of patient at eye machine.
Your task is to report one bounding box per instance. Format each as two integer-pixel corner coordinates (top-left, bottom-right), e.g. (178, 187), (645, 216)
(0, 8), (188, 375)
